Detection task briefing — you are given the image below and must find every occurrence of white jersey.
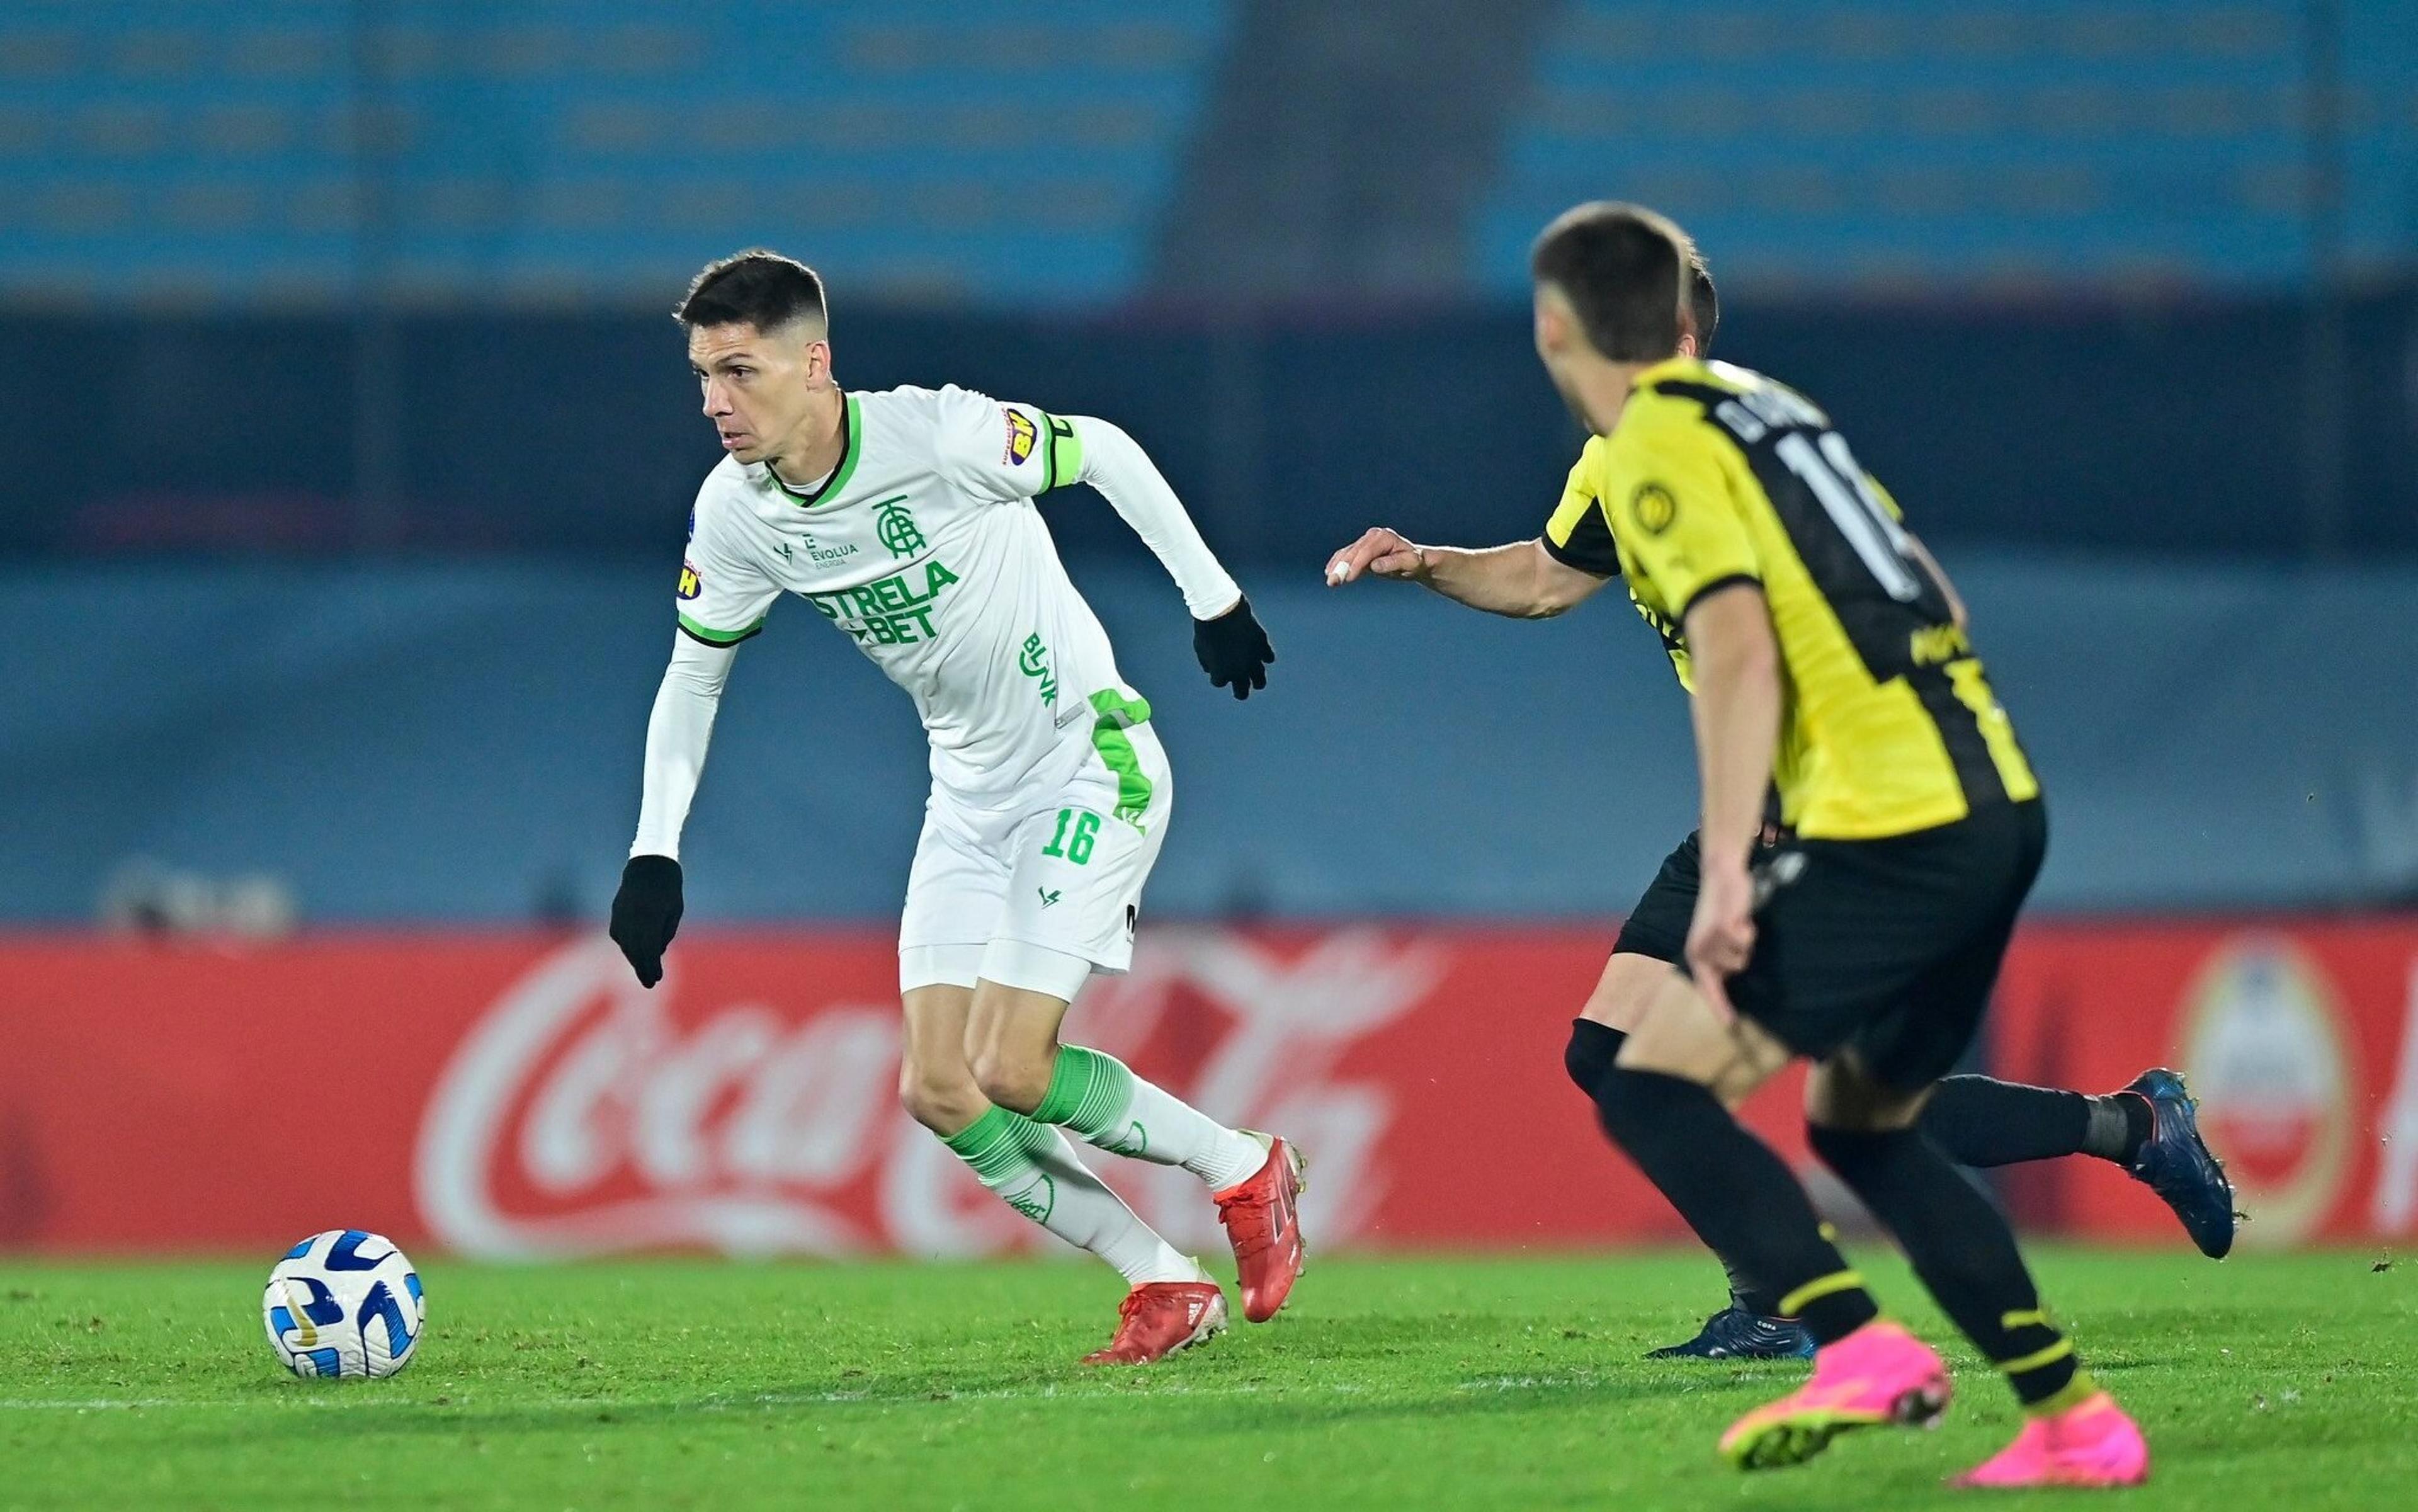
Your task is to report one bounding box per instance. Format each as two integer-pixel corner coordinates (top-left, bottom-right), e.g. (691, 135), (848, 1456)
(678, 385), (1140, 800)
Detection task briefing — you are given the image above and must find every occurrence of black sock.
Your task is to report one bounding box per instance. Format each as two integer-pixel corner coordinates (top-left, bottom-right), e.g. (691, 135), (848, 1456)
(1562, 1018), (1624, 1095)
(1810, 1124), (2089, 1409)
(1919, 1076), (2091, 1168)
(1564, 1022), (1785, 1317)
(2082, 1092), (2155, 1166)
(1592, 1066), (1878, 1344)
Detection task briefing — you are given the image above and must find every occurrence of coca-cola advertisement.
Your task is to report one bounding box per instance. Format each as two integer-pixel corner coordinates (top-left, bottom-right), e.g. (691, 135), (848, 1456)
(6, 919), (2417, 1255)
(0, 927), (1713, 1256)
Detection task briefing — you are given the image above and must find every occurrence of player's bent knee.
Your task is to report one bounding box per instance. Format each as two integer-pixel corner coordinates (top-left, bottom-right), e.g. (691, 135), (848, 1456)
(1564, 1018), (1623, 1096)
(1805, 1055), (1927, 1132)
(966, 1039), (1051, 1115)
(1612, 978), (1786, 1106)
(897, 1060), (988, 1134)
(1588, 1063), (1717, 1154)
(963, 977), (1072, 1116)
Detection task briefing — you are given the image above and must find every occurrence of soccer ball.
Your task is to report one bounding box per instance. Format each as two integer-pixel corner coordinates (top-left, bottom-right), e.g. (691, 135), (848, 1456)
(261, 1229), (426, 1379)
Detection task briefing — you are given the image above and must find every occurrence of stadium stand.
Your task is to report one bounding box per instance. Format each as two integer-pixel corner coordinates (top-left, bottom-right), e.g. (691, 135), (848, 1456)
(0, 0), (1232, 304)
(1478, 0), (2418, 290)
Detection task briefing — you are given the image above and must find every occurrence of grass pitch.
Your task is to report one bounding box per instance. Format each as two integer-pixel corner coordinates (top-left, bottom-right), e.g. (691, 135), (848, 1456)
(1, 1249), (2406, 1510)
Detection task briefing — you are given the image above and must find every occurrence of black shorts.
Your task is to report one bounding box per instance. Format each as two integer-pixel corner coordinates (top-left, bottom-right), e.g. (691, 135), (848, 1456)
(1611, 819), (1788, 964)
(1727, 800), (2048, 1089)
(1611, 831), (1705, 966)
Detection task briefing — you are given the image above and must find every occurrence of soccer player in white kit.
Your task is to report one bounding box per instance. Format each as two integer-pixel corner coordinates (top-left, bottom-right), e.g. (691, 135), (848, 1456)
(610, 251), (1306, 1365)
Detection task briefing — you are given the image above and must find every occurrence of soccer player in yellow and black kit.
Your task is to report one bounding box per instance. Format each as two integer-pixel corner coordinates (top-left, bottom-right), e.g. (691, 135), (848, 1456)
(1329, 245), (2234, 1367)
(1346, 205), (2152, 1486)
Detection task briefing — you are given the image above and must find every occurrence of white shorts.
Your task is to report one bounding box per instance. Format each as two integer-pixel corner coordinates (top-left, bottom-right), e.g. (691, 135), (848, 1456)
(897, 718), (1172, 998)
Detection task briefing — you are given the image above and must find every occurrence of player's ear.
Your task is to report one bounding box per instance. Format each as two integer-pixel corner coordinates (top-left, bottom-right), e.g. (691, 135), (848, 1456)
(1532, 293), (1563, 356)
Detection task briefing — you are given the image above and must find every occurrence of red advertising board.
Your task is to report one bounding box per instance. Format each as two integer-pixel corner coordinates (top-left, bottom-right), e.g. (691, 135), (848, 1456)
(3, 921), (2413, 1256)
(0, 928), (1757, 1257)
(1991, 921), (2418, 1249)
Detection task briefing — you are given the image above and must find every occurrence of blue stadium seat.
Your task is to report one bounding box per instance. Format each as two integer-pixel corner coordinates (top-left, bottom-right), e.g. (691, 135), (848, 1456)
(0, 0), (1232, 304)
(1477, 0), (2417, 290)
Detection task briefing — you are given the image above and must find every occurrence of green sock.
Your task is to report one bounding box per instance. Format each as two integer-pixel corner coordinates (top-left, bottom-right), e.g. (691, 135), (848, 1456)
(1032, 1046), (1264, 1189)
(944, 1107), (1060, 1223)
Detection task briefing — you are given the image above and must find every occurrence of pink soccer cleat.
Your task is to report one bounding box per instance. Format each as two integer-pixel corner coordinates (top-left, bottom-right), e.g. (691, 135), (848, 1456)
(1719, 1320), (1952, 1471)
(1955, 1390), (2148, 1489)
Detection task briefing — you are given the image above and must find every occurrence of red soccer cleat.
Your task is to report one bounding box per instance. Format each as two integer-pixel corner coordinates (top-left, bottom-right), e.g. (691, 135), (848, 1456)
(1080, 1282), (1228, 1366)
(1213, 1133), (1309, 1323)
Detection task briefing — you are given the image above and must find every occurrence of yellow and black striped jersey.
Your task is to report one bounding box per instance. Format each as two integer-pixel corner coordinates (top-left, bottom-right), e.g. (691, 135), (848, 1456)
(1543, 356), (2038, 841)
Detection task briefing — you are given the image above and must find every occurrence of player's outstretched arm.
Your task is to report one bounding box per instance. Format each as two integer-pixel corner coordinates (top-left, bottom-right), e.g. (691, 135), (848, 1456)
(613, 634), (737, 986)
(1324, 529), (1608, 620)
(1065, 414), (1275, 700)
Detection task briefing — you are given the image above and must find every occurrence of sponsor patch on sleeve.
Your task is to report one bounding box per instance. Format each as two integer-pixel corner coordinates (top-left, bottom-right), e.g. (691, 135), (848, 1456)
(1002, 407), (1037, 465)
(677, 561), (703, 600)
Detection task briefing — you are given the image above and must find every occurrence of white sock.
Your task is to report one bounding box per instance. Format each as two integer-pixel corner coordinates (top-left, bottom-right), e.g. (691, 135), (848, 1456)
(1028, 1130), (1198, 1285)
(943, 1106), (1195, 1285)
(1034, 1045), (1269, 1190)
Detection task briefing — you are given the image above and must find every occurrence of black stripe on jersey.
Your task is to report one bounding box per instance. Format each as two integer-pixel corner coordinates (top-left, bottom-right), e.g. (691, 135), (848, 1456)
(1677, 572), (1762, 621)
(1541, 503), (1620, 576)
(1042, 411), (1076, 494)
(1657, 381), (1955, 674)
(679, 619), (764, 649)
(1654, 376), (2012, 809)
(1905, 662), (2016, 810)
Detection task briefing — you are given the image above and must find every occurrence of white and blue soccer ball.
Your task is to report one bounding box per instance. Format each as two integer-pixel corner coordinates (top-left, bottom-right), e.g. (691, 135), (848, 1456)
(261, 1229), (426, 1379)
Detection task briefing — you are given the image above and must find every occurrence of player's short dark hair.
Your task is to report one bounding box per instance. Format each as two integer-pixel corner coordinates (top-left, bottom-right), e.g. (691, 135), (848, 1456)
(1685, 250), (1718, 357)
(1530, 202), (1689, 363)
(675, 249), (828, 334)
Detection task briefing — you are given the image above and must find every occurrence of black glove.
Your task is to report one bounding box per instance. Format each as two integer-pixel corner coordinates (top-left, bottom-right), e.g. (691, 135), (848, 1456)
(1193, 595), (1274, 700)
(610, 855), (684, 988)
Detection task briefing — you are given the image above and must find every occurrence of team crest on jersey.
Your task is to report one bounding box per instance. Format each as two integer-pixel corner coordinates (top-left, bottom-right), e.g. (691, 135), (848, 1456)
(1002, 407), (1037, 465)
(677, 561), (702, 600)
(1630, 483), (1677, 535)
(873, 496), (926, 559)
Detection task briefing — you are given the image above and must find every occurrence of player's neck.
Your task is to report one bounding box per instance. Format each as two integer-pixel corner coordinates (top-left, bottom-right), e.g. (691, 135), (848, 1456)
(765, 386), (848, 488)
(1574, 361), (1652, 434)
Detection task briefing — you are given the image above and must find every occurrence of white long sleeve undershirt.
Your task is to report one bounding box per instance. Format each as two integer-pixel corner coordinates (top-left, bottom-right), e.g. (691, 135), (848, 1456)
(630, 634), (733, 860)
(1066, 414), (1243, 621)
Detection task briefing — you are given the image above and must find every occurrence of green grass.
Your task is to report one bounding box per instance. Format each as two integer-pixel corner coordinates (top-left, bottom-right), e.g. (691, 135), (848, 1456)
(1, 1249), (2406, 1510)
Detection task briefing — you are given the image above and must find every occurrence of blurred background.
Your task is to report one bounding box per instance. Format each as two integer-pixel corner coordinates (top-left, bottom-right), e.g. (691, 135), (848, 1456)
(4, 1), (2416, 1259)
